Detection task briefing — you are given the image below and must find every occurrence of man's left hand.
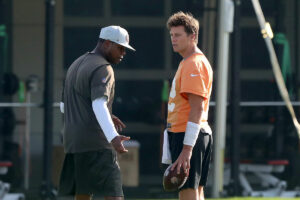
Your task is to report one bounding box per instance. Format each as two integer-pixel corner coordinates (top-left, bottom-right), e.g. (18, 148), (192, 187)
(111, 135), (130, 153)
(171, 145), (193, 174)
(112, 115), (126, 132)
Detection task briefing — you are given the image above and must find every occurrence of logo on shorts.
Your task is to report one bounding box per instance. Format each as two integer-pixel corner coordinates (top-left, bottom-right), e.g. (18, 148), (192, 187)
(102, 77), (107, 83)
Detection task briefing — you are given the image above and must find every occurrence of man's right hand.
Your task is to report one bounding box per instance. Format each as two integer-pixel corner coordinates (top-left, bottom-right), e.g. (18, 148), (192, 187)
(111, 135), (130, 153)
(171, 145), (193, 174)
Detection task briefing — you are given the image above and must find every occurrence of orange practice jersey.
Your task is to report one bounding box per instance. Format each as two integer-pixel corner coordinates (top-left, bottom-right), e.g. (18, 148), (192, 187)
(167, 53), (213, 133)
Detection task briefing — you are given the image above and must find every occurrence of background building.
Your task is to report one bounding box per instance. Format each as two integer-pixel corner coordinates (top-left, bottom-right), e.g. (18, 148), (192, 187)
(0, 0), (300, 198)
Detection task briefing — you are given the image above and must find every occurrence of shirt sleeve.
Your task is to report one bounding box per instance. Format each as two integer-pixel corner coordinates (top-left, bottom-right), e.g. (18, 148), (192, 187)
(180, 60), (210, 99)
(92, 97), (118, 142)
(90, 65), (114, 101)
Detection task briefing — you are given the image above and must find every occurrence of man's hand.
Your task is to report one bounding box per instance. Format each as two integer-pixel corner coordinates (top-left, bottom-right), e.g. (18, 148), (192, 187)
(112, 115), (126, 132)
(111, 135), (130, 153)
(171, 145), (193, 174)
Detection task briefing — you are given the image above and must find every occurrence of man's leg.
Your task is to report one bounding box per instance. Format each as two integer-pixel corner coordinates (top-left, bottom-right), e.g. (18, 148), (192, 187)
(179, 188), (199, 200)
(198, 186), (205, 200)
(75, 194), (91, 200)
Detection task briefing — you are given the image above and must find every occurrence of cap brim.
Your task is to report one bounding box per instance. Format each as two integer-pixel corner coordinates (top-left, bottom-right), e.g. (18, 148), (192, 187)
(119, 43), (136, 51)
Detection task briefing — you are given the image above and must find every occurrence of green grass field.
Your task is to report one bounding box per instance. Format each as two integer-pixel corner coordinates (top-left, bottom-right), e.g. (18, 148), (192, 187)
(209, 198), (300, 200)
(129, 198), (300, 200)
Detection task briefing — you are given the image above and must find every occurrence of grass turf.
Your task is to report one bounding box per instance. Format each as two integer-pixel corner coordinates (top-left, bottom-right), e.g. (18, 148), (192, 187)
(129, 198), (300, 200)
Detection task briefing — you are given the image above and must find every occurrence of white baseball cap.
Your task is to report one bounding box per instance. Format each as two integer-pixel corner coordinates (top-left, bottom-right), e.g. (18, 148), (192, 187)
(99, 25), (135, 51)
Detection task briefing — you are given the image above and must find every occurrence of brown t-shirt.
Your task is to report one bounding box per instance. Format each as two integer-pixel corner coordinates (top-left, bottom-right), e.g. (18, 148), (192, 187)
(62, 52), (115, 153)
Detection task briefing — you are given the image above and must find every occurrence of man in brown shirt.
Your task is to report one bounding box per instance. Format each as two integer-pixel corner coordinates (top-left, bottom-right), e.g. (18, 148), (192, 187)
(59, 26), (135, 200)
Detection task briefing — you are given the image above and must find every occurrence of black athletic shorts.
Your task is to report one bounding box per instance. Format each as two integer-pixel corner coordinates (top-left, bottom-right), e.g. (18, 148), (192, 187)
(58, 149), (123, 197)
(168, 129), (213, 190)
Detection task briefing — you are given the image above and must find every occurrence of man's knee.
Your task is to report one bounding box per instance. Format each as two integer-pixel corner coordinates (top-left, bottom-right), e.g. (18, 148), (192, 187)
(179, 188), (198, 200)
(198, 186), (205, 200)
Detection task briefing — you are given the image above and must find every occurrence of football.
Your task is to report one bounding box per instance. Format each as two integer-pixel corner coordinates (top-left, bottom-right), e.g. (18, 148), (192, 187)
(163, 164), (188, 192)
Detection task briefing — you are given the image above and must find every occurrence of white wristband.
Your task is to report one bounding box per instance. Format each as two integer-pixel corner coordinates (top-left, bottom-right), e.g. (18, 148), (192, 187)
(183, 122), (201, 147)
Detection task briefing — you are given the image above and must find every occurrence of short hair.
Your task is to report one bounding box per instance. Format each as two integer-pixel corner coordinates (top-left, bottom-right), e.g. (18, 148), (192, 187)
(98, 38), (106, 44)
(167, 11), (199, 44)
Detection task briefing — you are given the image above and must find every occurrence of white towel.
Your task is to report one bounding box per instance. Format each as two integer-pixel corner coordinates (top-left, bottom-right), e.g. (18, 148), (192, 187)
(162, 129), (172, 164)
(201, 122), (212, 135)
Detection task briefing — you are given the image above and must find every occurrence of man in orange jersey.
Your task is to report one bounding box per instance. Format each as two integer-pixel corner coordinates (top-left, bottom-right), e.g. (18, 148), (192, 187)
(164, 12), (213, 200)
